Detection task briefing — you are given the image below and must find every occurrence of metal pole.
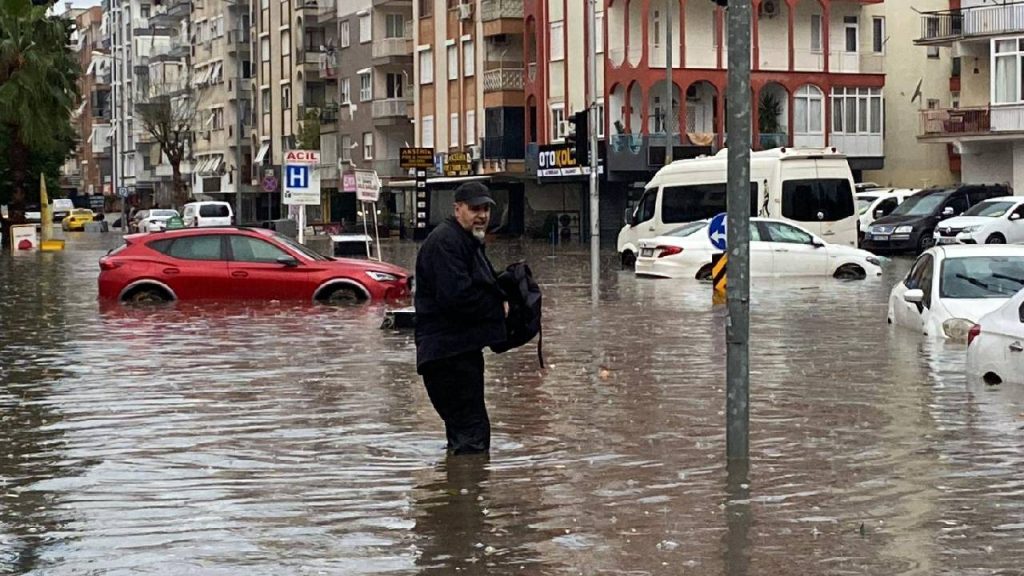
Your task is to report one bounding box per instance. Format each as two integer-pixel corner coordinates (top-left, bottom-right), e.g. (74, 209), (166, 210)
(371, 201), (382, 261)
(587, 0), (600, 303)
(665, 0), (673, 164)
(726, 0), (752, 462)
(298, 206), (305, 244)
(361, 201), (371, 259)
(234, 2), (244, 225)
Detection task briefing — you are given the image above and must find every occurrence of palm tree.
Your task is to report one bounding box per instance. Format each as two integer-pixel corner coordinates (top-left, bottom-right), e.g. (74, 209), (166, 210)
(0, 0), (79, 243)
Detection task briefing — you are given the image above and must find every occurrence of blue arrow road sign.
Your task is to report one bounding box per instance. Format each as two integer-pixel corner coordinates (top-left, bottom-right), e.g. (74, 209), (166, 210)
(708, 212), (727, 251)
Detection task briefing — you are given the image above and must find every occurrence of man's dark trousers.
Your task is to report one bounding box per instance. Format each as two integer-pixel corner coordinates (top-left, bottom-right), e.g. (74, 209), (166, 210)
(421, 350), (490, 454)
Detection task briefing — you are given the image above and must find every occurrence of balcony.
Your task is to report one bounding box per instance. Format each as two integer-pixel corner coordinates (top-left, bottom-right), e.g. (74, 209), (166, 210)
(920, 107), (992, 140)
(482, 0), (524, 36)
(373, 98), (412, 123)
(830, 133), (884, 158)
(483, 67), (524, 92)
(917, 2), (1024, 45)
(606, 134), (714, 172)
(372, 37), (413, 62)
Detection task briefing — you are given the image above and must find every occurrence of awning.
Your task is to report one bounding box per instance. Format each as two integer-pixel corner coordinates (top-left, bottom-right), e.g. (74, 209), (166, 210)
(211, 62), (222, 84)
(86, 60), (97, 76)
(356, 67), (371, 75)
(206, 156), (223, 175)
(254, 142), (270, 164)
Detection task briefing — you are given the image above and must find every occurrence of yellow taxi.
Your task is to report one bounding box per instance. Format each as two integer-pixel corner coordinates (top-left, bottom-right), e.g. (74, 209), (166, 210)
(61, 208), (95, 231)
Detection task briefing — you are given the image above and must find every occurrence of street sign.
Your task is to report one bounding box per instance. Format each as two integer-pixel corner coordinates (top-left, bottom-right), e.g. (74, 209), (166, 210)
(117, 187), (128, 198)
(354, 170), (380, 202)
(400, 147), (434, 170)
(262, 174), (278, 192)
(283, 150), (321, 206)
(712, 252), (728, 305)
(342, 172), (356, 192)
(708, 212), (727, 251)
(444, 151), (472, 176)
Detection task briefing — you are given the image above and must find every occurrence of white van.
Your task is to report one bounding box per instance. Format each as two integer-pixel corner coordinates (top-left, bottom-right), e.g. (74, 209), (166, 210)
(182, 201), (233, 228)
(617, 147), (859, 267)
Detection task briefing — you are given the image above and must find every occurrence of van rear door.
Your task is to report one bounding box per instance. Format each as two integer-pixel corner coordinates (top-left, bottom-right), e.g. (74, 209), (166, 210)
(779, 161), (857, 246)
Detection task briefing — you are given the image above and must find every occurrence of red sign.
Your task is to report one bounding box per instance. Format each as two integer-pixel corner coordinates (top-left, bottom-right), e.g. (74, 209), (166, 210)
(284, 150), (320, 164)
(342, 172), (356, 192)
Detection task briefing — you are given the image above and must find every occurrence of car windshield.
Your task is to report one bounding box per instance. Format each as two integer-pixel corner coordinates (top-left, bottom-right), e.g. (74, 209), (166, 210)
(273, 232), (330, 261)
(857, 196), (878, 215)
(940, 256), (1024, 299)
(963, 201), (1015, 218)
(71, 209), (92, 215)
(151, 210), (178, 218)
(890, 193), (947, 217)
(667, 221), (708, 237)
(199, 204), (230, 217)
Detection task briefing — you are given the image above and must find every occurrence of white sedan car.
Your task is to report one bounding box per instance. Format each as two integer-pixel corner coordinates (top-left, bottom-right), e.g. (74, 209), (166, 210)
(967, 287), (1024, 385)
(635, 218), (882, 280)
(857, 188), (916, 237)
(933, 196), (1024, 246)
(888, 245), (1024, 339)
(138, 209), (180, 232)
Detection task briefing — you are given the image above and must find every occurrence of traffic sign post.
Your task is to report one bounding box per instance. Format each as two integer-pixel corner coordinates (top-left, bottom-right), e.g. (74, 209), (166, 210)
(401, 147), (434, 240)
(354, 170), (382, 261)
(282, 150), (321, 244)
(709, 212), (728, 305)
(708, 212), (728, 251)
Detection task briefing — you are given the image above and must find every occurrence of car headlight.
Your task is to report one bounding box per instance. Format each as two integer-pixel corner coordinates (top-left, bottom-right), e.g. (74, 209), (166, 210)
(962, 225), (981, 233)
(366, 271), (399, 282)
(943, 318), (975, 342)
(866, 256), (881, 267)
(894, 226), (914, 234)
(870, 226), (886, 234)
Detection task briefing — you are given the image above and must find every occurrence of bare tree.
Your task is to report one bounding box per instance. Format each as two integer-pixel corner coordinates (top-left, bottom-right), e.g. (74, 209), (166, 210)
(135, 77), (197, 209)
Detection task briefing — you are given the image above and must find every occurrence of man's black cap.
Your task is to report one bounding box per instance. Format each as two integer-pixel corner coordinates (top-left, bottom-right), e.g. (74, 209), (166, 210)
(454, 181), (495, 207)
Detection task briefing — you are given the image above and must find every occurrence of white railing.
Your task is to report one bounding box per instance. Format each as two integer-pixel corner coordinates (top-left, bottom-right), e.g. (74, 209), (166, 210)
(483, 68), (524, 92)
(647, 44), (681, 68)
(481, 0), (523, 21)
(372, 37), (412, 59)
(759, 46), (788, 71)
(964, 2), (1024, 37)
(829, 52), (885, 74)
(794, 49), (824, 72)
(373, 98), (411, 118)
(794, 133), (826, 148)
(830, 133), (884, 157)
(992, 103), (1024, 132)
(686, 43), (717, 69)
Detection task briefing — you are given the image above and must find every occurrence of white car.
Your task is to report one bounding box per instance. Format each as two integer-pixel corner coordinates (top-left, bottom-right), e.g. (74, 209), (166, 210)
(635, 218), (883, 280)
(888, 245), (1024, 339)
(856, 188), (916, 237)
(138, 209), (180, 232)
(967, 287), (1024, 386)
(933, 196), (1024, 246)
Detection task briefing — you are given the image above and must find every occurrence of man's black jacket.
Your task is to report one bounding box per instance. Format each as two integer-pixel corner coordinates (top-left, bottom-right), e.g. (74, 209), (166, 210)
(414, 217), (507, 372)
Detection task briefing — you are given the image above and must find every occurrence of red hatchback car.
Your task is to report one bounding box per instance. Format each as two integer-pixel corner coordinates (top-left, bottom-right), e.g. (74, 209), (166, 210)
(98, 227), (412, 304)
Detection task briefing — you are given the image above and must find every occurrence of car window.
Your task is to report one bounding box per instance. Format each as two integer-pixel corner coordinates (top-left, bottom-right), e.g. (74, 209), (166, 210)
(781, 179), (855, 222)
(152, 210), (178, 218)
(857, 196), (878, 214)
(166, 235), (224, 261)
(199, 204), (231, 218)
(660, 183), (760, 224)
(638, 191), (657, 223)
(147, 238), (175, 254)
(891, 193), (945, 217)
(749, 223), (762, 242)
(946, 194), (969, 215)
(229, 235), (289, 263)
(273, 232), (331, 261)
(964, 201), (1015, 217)
(905, 253), (933, 290)
(940, 256), (1024, 299)
(876, 198), (898, 217)
(667, 221), (709, 238)
(764, 221), (813, 244)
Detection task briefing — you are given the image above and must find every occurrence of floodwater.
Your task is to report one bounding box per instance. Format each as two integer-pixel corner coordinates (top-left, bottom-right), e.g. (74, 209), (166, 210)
(2, 230), (1023, 575)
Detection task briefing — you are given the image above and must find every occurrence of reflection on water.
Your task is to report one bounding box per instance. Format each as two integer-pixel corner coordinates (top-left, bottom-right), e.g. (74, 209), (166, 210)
(2, 234), (1023, 574)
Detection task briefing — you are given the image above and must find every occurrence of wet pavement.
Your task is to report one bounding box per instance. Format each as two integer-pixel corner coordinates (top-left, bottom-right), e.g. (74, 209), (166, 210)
(2, 230), (1024, 575)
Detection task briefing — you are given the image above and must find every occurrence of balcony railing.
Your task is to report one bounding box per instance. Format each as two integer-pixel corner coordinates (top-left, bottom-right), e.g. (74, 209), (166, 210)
(920, 107), (991, 137)
(758, 133), (788, 150)
(483, 67), (524, 92)
(372, 37), (412, 59)
(373, 98), (412, 119)
(918, 1), (1024, 44)
(481, 0), (523, 21)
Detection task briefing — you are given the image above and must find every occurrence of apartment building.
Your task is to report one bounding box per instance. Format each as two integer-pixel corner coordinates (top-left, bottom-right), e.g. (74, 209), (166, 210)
(62, 6), (113, 201)
(916, 0), (1024, 192)
(526, 0), (890, 236)
(190, 0), (257, 221)
(412, 0), (528, 236)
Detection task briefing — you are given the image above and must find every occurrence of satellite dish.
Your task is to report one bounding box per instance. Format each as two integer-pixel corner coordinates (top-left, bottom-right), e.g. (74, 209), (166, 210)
(911, 78), (923, 104)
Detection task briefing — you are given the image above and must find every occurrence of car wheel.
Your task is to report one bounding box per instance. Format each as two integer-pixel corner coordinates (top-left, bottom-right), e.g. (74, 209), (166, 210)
(917, 230), (935, 253)
(834, 264), (867, 280)
(123, 286), (171, 304)
(621, 250), (636, 270)
(696, 263), (713, 281)
(986, 233), (1006, 244)
(321, 285), (367, 305)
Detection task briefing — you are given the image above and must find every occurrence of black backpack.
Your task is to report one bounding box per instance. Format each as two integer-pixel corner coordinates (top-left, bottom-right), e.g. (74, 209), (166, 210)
(491, 261), (544, 367)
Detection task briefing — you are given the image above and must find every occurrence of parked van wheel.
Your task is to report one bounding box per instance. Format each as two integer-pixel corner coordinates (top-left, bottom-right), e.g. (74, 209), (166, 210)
(621, 251), (636, 270)
(834, 264), (866, 280)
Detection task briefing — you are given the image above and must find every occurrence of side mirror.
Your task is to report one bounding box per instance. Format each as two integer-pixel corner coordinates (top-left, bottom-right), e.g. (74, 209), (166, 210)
(942, 206), (955, 216)
(1012, 213), (1022, 221)
(904, 288), (925, 304)
(812, 238), (826, 248)
(624, 208), (634, 226)
(874, 209), (884, 219)
(277, 255), (300, 267)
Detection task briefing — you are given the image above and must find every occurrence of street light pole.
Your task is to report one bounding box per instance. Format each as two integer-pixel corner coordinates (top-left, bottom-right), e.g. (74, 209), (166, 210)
(233, 0), (244, 225)
(588, 0), (600, 303)
(665, 0), (673, 164)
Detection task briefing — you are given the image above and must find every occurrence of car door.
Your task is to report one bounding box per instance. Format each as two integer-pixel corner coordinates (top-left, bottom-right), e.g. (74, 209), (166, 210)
(226, 234), (310, 300)
(157, 234), (231, 299)
(872, 197), (899, 223)
(894, 253), (933, 331)
(762, 221), (827, 276)
(749, 223), (774, 276)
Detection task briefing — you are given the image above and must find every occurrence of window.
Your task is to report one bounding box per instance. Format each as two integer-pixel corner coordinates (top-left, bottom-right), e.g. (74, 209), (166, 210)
(447, 44), (458, 80)
(419, 0), (432, 18)
(281, 31), (291, 56)
(419, 49), (433, 84)
(386, 73), (404, 98)
(340, 20), (350, 47)
(463, 40), (474, 76)
(596, 99), (606, 138)
(810, 14), (822, 52)
(450, 113), (459, 147)
(831, 87), (882, 134)
(363, 132), (374, 160)
(422, 115), (434, 147)
(596, 11), (605, 53)
(167, 235), (223, 261)
(281, 84), (291, 109)
(261, 87), (271, 113)
(661, 183), (760, 224)
(638, 190), (657, 223)
(261, 36), (270, 62)
(341, 135), (352, 161)
(340, 77), (351, 104)
(200, 204), (231, 218)
(386, 13), (405, 38)
(844, 16), (858, 53)
(211, 108), (224, 130)
(242, 60), (252, 79)
(928, 45), (940, 59)
(551, 103), (566, 140)
(794, 85), (824, 133)
(550, 21), (565, 61)
(652, 9), (661, 46)
(466, 110), (476, 145)
(359, 14), (371, 43)
(359, 72), (372, 101)
(993, 38), (1024, 104)
(764, 221), (814, 245)
(781, 179), (855, 222)
(228, 235), (287, 263)
(140, 5), (150, 18)
(872, 17), (885, 54)
(927, 98), (940, 110)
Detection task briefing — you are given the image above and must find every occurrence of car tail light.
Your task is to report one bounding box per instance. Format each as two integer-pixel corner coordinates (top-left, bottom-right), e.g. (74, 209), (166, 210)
(968, 324), (981, 346)
(657, 246), (683, 258)
(99, 258), (121, 271)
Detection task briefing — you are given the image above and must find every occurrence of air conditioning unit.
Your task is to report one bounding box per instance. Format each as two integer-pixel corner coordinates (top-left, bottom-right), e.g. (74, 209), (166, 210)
(760, 0), (779, 18)
(468, 144), (481, 160)
(458, 2), (473, 20)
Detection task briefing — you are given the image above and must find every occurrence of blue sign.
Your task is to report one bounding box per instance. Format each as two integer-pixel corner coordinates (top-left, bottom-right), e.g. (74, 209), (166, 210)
(117, 186), (129, 198)
(285, 164), (309, 188)
(708, 212), (727, 251)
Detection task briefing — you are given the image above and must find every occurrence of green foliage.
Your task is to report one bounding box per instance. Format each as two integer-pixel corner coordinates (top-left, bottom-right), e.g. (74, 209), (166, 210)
(758, 92), (783, 135)
(296, 109), (321, 151)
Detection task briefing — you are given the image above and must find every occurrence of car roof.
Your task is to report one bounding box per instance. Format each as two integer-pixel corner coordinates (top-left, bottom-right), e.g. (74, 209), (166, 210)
(977, 195), (1021, 203)
(934, 245), (1024, 259)
(128, 227), (275, 242)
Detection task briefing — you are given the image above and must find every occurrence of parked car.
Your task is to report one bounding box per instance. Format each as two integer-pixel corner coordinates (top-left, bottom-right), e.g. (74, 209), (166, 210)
(24, 203), (41, 223)
(856, 188), (916, 243)
(635, 218), (882, 280)
(183, 201), (233, 228)
(61, 208), (95, 231)
(137, 209), (181, 233)
(967, 286), (1024, 386)
(932, 196), (1024, 246)
(52, 198), (75, 222)
(863, 184), (1011, 254)
(98, 227), (411, 304)
(888, 245), (1024, 338)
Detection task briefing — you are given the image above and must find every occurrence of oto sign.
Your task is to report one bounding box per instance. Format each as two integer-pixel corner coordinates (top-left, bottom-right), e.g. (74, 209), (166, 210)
(708, 212), (727, 251)
(283, 149), (321, 206)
